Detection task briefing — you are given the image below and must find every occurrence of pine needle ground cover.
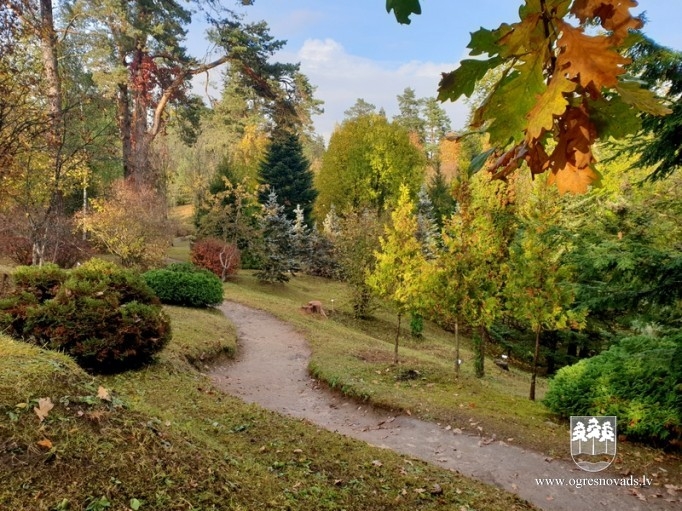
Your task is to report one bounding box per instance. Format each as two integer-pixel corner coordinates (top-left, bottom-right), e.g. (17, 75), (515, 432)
(1, 305), (533, 511)
(223, 272), (681, 485)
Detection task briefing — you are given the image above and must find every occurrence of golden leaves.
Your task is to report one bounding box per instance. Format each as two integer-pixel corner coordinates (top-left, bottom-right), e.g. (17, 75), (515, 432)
(556, 21), (630, 94)
(570, 0), (643, 45)
(546, 105), (600, 193)
(525, 74), (577, 141)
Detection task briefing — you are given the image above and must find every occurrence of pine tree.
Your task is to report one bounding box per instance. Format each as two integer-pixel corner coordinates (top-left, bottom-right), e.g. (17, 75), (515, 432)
(256, 191), (295, 283)
(258, 131), (317, 224)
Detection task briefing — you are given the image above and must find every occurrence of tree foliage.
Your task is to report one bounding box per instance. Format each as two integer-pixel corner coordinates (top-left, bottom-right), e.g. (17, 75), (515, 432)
(258, 130), (317, 223)
(389, 0), (672, 194)
(504, 178), (586, 399)
(315, 113), (425, 219)
(77, 181), (173, 269)
(367, 186), (428, 363)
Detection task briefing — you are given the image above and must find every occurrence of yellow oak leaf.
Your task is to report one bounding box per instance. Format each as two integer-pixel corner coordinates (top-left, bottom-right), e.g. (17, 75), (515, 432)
(557, 21), (630, 93)
(525, 74), (577, 141)
(34, 397), (54, 422)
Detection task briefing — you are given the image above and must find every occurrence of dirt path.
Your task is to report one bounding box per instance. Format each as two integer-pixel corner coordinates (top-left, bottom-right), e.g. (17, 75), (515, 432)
(209, 301), (677, 511)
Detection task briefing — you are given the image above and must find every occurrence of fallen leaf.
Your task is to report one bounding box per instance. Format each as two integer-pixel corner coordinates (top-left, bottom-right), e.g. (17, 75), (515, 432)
(34, 398), (54, 422)
(372, 460), (383, 467)
(97, 386), (111, 401)
(37, 439), (53, 449)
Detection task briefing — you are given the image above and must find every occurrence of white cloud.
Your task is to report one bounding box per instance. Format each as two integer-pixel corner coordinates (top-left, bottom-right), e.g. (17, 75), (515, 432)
(296, 38), (470, 142)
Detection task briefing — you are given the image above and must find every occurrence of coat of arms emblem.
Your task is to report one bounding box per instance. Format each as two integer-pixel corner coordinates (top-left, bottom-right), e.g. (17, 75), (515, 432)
(570, 416), (617, 472)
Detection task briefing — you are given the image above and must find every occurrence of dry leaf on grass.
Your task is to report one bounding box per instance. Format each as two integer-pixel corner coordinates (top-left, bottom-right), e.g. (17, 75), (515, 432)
(34, 397), (54, 422)
(97, 386), (112, 401)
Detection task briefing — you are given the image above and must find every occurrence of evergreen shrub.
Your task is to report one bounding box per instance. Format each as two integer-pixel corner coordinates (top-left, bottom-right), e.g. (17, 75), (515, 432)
(0, 259), (171, 373)
(144, 263), (224, 307)
(190, 238), (240, 281)
(544, 333), (682, 446)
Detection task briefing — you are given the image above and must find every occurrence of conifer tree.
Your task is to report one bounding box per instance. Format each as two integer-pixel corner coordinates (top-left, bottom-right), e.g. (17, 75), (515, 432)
(258, 131), (317, 223)
(256, 190), (295, 283)
(505, 179), (585, 400)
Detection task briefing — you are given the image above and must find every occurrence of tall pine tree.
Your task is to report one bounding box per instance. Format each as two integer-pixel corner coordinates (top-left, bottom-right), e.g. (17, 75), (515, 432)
(258, 131), (317, 223)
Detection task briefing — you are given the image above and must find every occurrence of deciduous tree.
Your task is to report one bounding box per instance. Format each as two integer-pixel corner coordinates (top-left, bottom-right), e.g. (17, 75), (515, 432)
(367, 186), (428, 363)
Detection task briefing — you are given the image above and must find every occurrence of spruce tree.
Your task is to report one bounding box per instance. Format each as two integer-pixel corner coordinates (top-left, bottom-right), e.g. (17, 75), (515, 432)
(256, 191), (296, 283)
(258, 131), (317, 224)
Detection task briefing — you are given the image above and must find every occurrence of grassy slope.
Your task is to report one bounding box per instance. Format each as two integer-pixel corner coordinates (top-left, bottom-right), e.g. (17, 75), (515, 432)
(0, 305), (534, 511)
(222, 272), (681, 482)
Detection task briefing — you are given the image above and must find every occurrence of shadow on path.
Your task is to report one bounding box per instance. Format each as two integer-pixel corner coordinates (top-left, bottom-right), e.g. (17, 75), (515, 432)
(209, 301), (677, 511)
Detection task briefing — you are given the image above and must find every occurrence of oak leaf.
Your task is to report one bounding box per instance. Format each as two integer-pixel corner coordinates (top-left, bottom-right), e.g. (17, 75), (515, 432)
(526, 74), (577, 141)
(34, 397), (54, 422)
(548, 162), (600, 194)
(37, 439), (53, 449)
(557, 21), (630, 93)
(571, 0), (642, 45)
(615, 81), (673, 116)
(97, 386), (112, 402)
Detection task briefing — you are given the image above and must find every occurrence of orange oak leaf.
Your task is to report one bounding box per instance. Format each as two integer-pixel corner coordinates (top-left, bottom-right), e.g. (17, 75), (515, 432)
(37, 439), (53, 449)
(570, 0), (642, 45)
(34, 397), (54, 422)
(556, 21), (630, 93)
(548, 162), (600, 194)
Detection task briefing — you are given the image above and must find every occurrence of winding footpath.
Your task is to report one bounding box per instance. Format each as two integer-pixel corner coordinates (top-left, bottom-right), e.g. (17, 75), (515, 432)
(209, 301), (679, 511)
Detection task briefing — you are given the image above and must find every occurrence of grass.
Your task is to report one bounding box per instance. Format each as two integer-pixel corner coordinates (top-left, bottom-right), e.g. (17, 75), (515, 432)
(0, 305), (535, 510)
(222, 271), (682, 484)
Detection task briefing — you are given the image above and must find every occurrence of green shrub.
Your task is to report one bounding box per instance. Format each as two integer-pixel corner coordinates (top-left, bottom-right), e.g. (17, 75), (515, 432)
(0, 259), (171, 373)
(143, 263), (223, 307)
(544, 333), (682, 446)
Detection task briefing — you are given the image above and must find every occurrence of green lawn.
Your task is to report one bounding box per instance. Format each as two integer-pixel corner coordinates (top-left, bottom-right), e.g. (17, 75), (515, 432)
(222, 271), (681, 480)
(0, 304), (534, 511)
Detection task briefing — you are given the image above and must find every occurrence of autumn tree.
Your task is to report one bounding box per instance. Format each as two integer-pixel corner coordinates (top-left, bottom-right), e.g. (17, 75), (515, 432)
(315, 114), (425, 219)
(388, 0), (671, 194)
(504, 178), (585, 399)
(439, 173), (515, 377)
(336, 209), (383, 318)
(367, 186), (428, 363)
(195, 167), (263, 270)
(78, 180), (173, 269)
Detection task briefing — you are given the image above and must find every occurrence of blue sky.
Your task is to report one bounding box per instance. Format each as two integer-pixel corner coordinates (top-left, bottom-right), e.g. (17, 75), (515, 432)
(191, 1), (682, 141)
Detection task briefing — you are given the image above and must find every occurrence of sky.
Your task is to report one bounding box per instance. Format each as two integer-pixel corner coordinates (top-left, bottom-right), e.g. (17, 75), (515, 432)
(190, 1), (682, 142)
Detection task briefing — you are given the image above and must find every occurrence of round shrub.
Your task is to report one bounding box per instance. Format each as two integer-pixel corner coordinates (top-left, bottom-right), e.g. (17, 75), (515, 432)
(143, 263), (224, 307)
(190, 237), (240, 281)
(0, 259), (171, 373)
(544, 333), (682, 446)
